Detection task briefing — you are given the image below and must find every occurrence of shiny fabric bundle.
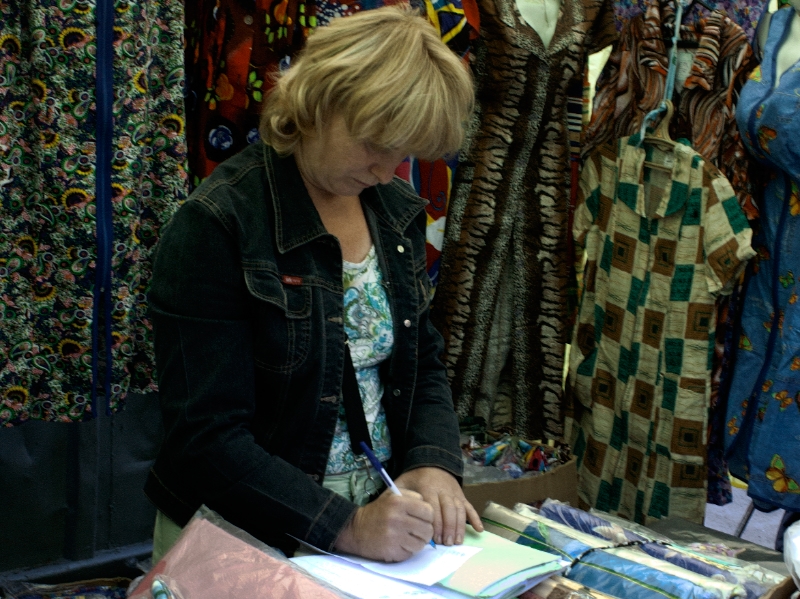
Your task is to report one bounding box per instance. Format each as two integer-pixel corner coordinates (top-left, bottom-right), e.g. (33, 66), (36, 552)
(521, 575), (618, 599)
(481, 502), (748, 599)
(538, 500), (783, 599)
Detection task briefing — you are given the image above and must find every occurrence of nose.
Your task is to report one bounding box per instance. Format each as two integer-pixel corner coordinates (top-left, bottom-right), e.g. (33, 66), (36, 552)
(370, 152), (405, 185)
(370, 160), (399, 185)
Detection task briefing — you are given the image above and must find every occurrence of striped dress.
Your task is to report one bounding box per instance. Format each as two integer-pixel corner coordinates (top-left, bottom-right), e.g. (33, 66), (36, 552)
(431, 0), (617, 439)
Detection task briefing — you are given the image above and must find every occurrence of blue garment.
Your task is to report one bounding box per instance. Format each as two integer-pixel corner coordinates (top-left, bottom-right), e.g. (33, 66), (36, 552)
(726, 6), (800, 512)
(538, 501), (776, 599)
(481, 503), (746, 599)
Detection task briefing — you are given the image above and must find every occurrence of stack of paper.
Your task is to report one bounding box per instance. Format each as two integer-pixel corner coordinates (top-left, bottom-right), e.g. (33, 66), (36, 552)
(292, 526), (564, 599)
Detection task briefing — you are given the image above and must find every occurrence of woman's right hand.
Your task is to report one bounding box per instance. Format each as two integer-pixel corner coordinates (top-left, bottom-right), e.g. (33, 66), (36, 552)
(333, 489), (434, 562)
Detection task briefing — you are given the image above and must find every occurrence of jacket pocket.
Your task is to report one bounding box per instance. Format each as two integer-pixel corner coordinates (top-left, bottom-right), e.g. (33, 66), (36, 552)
(244, 269), (312, 372)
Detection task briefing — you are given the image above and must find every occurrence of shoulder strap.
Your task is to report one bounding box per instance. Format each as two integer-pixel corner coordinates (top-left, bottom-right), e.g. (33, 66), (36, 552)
(341, 343), (372, 455)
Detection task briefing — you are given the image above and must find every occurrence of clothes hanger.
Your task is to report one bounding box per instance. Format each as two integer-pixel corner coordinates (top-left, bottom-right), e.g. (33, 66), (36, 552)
(635, 0), (683, 152)
(640, 99), (676, 172)
(644, 100), (676, 149)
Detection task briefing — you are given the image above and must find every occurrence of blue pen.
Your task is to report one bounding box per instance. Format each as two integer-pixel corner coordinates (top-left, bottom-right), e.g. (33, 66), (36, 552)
(359, 441), (437, 549)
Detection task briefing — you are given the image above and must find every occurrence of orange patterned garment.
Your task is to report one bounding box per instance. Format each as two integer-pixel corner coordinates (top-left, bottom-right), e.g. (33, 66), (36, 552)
(583, 0), (759, 220)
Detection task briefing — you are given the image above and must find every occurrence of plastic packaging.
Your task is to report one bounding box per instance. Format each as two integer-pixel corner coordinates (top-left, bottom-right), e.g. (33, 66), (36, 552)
(785, 520), (800, 591)
(543, 500), (783, 599)
(486, 502), (749, 599)
(126, 506), (348, 599)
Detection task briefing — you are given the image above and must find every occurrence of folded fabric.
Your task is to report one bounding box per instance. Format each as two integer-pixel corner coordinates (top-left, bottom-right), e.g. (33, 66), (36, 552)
(521, 575), (617, 599)
(128, 507), (347, 599)
(1, 578), (129, 599)
(481, 502), (747, 599)
(539, 500), (783, 599)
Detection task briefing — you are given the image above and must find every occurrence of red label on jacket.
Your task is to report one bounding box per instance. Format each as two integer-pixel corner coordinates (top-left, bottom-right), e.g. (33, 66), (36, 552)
(281, 275), (303, 286)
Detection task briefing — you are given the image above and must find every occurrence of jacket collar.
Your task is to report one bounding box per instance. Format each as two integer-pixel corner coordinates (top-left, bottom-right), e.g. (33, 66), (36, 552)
(262, 143), (427, 253)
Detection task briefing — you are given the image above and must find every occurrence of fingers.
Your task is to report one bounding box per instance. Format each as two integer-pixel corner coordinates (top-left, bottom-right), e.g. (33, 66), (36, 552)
(465, 498), (484, 532)
(334, 491), (435, 562)
(438, 493), (463, 545)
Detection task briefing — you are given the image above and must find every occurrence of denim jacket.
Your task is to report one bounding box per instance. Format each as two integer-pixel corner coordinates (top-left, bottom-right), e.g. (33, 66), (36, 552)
(143, 142), (462, 554)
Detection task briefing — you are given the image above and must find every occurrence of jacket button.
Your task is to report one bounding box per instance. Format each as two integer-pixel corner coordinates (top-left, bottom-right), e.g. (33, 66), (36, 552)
(309, 473), (320, 481)
(403, 319), (411, 327)
(393, 389), (401, 397)
(243, 14), (253, 24)
(397, 245), (405, 253)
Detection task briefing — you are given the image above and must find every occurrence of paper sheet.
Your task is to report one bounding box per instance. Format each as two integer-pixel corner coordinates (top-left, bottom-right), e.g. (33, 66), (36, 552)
(338, 543), (482, 586)
(292, 555), (455, 599)
(441, 526), (562, 597)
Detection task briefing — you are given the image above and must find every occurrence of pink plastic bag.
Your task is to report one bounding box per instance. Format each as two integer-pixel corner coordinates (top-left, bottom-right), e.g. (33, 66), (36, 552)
(128, 508), (345, 599)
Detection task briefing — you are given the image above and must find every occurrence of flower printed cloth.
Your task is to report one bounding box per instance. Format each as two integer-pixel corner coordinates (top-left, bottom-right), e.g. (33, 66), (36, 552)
(0, 0), (188, 424)
(570, 136), (754, 525)
(326, 246), (393, 475)
(724, 5), (800, 513)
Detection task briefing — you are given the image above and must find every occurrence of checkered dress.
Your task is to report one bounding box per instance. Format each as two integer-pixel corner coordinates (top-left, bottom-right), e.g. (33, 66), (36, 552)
(570, 136), (755, 524)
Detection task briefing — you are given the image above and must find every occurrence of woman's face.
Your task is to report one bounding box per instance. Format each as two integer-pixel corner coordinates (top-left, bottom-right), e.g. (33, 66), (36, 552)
(295, 115), (408, 199)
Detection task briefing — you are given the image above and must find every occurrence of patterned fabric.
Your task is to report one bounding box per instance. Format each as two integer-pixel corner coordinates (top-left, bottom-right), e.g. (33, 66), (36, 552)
(724, 6), (800, 513)
(537, 499), (782, 599)
(5, 580), (128, 599)
(570, 137), (754, 524)
(522, 575), (617, 599)
(482, 502), (748, 599)
(184, 0), (478, 192)
(611, 0), (766, 43)
(583, 0), (758, 503)
(430, 0), (618, 440)
(402, 0), (479, 287)
(184, 0), (363, 187)
(0, 0), (187, 424)
(584, 0), (758, 221)
(326, 247), (393, 475)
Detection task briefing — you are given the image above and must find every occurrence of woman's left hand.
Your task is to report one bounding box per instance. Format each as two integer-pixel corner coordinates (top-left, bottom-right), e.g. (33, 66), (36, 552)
(395, 467), (484, 546)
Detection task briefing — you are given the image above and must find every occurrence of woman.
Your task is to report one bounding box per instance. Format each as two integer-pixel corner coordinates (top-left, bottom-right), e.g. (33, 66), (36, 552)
(144, 5), (483, 563)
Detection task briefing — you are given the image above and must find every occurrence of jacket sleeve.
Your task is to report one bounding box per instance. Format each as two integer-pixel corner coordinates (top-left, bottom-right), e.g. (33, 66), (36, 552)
(146, 198), (357, 551)
(399, 210), (464, 481)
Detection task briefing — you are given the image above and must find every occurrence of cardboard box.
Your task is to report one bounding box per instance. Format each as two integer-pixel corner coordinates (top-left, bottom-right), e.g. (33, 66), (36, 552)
(761, 576), (798, 599)
(463, 457), (578, 512)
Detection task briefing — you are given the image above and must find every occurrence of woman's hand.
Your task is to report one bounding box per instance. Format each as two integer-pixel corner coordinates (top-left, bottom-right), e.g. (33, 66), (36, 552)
(395, 467), (484, 546)
(334, 489), (435, 562)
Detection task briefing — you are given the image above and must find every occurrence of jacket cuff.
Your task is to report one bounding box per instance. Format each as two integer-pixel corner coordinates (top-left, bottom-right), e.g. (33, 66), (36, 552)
(403, 444), (464, 484)
(304, 490), (359, 552)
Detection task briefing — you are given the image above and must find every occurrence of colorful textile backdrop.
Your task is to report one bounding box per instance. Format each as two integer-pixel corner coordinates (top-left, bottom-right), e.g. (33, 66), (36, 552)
(725, 5), (800, 513)
(611, 0), (766, 42)
(431, 0), (618, 440)
(0, 0), (188, 424)
(570, 137), (754, 524)
(184, 0), (478, 195)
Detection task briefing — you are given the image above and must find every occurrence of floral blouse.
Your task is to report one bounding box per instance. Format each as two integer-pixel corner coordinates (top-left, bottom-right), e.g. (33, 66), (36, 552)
(326, 246), (393, 475)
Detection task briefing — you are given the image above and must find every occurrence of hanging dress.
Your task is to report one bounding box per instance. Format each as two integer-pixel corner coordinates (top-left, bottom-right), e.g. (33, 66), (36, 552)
(725, 5), (800, 513)
(571, 136), (754, 524)
(0, 0), (188, 424)
(581, 0), (758, 504)
(431, 0), (618, 439)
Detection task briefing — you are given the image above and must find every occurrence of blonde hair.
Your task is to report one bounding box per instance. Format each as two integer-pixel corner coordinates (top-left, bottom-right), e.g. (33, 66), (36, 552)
(260, 4), (474, 160)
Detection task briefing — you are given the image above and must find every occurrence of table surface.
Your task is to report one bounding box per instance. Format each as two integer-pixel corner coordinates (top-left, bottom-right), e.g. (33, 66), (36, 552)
(647, 517), (789, 577)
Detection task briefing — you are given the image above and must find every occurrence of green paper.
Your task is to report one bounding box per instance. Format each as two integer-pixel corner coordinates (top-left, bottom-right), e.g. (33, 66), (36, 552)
(439, 525), (561, 597)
